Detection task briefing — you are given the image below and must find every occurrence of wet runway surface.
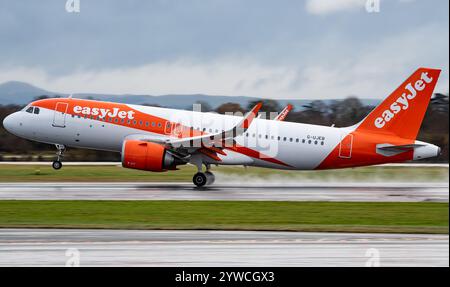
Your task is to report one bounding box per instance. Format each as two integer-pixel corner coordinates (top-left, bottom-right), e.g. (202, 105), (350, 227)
(0, 229), (447, 266)
(0, 182), (448, 202)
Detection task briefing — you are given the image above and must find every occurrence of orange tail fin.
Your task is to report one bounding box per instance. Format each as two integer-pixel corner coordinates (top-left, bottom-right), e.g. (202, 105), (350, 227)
(356, 67), (441, 140)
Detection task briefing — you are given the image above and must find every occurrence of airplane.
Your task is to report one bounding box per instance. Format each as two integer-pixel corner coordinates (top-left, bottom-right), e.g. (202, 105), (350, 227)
(2, 67), (442, 187)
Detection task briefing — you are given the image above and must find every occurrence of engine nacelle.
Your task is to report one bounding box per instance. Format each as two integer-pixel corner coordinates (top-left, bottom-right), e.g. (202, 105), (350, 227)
(121, 140), (182, 172)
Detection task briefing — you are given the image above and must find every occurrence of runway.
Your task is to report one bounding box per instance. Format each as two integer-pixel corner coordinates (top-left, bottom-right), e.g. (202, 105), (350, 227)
(0, 182), (447, 202)
(0, 229), (447, 266)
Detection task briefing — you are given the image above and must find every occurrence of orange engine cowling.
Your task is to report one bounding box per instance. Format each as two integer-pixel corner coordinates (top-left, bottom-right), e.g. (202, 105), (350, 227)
(121, 140), (181, 172)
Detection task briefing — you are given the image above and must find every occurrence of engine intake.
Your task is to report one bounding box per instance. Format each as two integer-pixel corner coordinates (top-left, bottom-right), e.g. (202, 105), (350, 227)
(121, 140), (183, 172)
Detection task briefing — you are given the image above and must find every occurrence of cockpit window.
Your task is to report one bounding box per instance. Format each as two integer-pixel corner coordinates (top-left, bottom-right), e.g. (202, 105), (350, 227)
(26, 107), (33, 113)
(33, 107), (40, 114)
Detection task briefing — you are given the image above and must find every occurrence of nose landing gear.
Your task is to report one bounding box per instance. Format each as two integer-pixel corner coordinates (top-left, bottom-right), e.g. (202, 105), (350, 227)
(52, 144), (65, 170)
(52, 160), (62, 170)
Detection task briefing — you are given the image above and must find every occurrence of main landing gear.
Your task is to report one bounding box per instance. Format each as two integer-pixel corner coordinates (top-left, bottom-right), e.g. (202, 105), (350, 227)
(192, 164), (215, 187)
(52, 144), (65, 170)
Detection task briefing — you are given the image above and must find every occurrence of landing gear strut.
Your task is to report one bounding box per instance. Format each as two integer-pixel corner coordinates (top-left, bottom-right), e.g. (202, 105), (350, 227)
(52, 144), (65, 170)
(192, 163), (215, 187)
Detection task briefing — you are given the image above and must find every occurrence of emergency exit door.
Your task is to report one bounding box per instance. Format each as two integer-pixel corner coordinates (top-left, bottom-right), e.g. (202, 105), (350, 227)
(339, 133), (353, 159)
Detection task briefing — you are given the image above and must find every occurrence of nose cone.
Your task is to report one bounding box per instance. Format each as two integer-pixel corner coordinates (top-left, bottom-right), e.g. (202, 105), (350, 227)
(2, 113), (14, 133)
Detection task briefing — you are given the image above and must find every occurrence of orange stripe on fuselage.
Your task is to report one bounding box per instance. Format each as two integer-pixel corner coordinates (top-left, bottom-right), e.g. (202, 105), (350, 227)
(33, 98), (202, 138)
(228, 145), (291, 167)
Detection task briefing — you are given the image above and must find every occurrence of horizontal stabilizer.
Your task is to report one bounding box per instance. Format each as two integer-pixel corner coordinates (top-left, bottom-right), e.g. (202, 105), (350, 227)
(376, 143), (425, 156)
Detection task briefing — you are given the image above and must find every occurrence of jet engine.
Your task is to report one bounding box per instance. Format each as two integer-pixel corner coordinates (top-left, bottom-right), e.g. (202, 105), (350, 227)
(121, 140), (184, 172)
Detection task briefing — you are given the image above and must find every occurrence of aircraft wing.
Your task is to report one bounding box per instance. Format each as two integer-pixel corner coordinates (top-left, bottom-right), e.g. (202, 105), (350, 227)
(165, 102), (261, 148)
(129, 102), (262, 160)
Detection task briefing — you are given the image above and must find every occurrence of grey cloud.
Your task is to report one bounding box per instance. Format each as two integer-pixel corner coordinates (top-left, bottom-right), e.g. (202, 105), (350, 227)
(0, 0), (447, 98)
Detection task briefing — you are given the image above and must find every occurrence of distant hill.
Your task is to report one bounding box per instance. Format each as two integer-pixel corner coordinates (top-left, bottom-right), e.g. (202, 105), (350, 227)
(0, 81), (380, 110)
(0, 81), (61, 105)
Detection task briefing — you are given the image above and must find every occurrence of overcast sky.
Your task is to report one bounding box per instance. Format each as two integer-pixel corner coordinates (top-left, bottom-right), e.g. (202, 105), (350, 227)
(0, 0), (448, 99)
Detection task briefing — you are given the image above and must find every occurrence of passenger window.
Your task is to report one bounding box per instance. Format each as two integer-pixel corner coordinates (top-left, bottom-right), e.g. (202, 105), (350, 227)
(26, 107), (33, 113)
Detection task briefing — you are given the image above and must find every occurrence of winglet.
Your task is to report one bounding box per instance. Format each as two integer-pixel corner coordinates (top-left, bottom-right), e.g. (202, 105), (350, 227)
(239, 102), (262, 129)
(274, 104), (292, 121)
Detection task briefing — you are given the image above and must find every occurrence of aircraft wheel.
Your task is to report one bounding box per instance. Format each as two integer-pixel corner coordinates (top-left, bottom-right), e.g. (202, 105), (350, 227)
(193, 172), (207, 187)
(205, 171), (215, 185)
(52, 160), (62, 170)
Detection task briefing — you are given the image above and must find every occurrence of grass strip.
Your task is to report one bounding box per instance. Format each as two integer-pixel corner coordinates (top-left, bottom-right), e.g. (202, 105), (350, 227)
(0, 200), (447, 234)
